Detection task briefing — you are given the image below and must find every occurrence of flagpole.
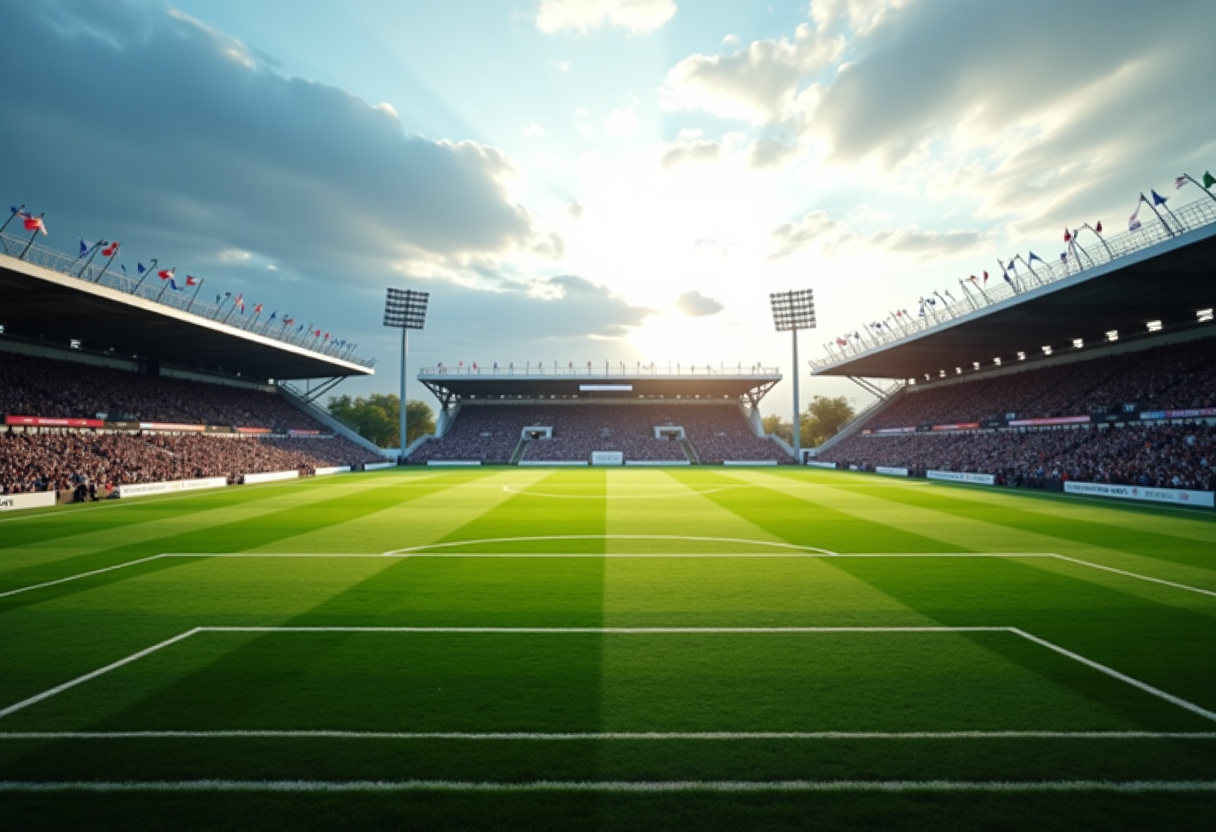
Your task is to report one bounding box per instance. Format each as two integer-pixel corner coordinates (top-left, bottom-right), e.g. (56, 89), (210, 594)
(92, 245), (121, 284)
(1140, 193), (1175, 238)
(18, 213), (46, 260)
(1183, 174), (1216, 204)
(185, 279), (205, 313)
(154, 269), (176, 302)
(75, 240), (106, 278)
(132, 259), (158, 296)
(0, 205), (25, 254)
(1080, 225), (1114, 262)
(1015, 255), (1043, 287)
(1070, 235), (1096, 269)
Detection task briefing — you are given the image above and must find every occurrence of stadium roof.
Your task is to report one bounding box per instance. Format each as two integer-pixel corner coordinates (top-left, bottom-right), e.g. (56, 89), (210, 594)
(0, 248), (374, 381)
(811, 196), (1216, 380)
(418, 365), (781, 409)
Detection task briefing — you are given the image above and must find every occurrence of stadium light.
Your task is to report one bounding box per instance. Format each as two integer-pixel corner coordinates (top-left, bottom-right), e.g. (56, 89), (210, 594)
(383, 287), (430, 462)
(770, 288), (816, 463)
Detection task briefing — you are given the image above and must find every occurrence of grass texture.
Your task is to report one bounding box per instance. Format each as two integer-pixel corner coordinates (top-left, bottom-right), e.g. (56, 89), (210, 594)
(1, 466), (1214, 830)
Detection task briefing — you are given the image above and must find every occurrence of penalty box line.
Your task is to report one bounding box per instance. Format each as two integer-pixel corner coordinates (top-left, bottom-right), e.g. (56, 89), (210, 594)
(5, 551), (1214, 601)
(1, 625), (1214, 727)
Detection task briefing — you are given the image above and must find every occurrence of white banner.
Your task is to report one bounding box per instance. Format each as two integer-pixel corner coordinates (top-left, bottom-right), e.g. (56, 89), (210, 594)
(625, 460), (690, 466)
(591, 451), (624, 466)
(242, 470), (300, 485)
(805, 461), (837, 469)
(928, 470), (996, 486)
(723, 460), (780, 466)
(426, 460), (481, 466)
(519, 460), (588, 466)
(364, 462), (396, 471)
(0, 491), (57, 512)
(314, 466), (351, 476)
(1063, 481), (1214, 508)
(117, 477), (227, 499)
(876, 466), (910, 477)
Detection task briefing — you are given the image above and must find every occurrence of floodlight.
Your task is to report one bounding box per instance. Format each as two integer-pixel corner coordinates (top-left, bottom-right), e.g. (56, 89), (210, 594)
(769, 288), (816, 463)
(383, 287), (431, 462)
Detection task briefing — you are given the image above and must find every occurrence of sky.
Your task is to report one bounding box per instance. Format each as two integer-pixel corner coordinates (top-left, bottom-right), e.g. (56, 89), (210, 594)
(3, 0), (1214, 419)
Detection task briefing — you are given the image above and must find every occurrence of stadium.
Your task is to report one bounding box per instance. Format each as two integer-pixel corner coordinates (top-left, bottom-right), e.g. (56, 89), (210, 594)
(2, 182), (1214, 830)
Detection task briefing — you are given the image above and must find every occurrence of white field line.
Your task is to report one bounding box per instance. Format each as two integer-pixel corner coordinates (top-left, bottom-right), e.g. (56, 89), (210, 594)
(1, 779), (1213, 793)
(6, 550), (1214, 600)
(386, 535), (838, 555)
(502, 485), (743, 500)
(3, 626), (1214, 727)
(3, 730), (1213, 741)
(0, 629), (201, 720)
(1008, 628), (1216, 723)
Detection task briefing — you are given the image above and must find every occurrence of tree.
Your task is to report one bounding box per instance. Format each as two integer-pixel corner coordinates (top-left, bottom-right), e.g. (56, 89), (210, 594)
(802, 395), (856, 447)
(327, 393), (436, 448)
(761, 414), (793, 444)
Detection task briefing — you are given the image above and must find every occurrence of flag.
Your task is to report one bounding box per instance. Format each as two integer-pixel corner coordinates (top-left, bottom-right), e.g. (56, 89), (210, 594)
(268, 311), (277, 322)
(120, 263), (127, 275)
(1007, 259), (1017, 272)
(78, 237), (90, 257)
(1002, 268), (1012, 284)
(836, 337), (847, 346)
(1176, 175), (1188, 189)
(314, 328), (322, 337)
(234, 294), (245, 311)
(139, 262), (149, 274)
(1151, 189), (1168, 206)
(1063, 228), (1071, 243)
(23, 216), (47, 235)
(254, 303), (263, 314)
(10, 206), (31, 219)
(1060, 252), (1068, 262)
(1094, 221), (1103, 234)
(158, 268), (174, 280)
(982, 270), (989, 283)
(169, 279), (182, 291)
(1204, 171), (1216, 189)
(297, 324), (304, 332)
(324, 332), (330, 340)
(102, 241), (120, 257)
(968, 274), (977, 283)
(185, 275), (199, 286)
(1028, 252), (1045, 264)
(284, 316), (294, 326)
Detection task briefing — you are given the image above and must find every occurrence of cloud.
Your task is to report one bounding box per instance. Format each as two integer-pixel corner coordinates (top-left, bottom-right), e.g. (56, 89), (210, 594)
(567, 201), (585, 220)
(536, 0), (676, 35)
(521, 122), (546, 138)
(674, 290), (724, 317)
(771, 211), (984, 260)
(660, 22), (841, 124)
(0, 1), (551, 281)
(659, 129), (721, 169)
(604, 101), (639, 135)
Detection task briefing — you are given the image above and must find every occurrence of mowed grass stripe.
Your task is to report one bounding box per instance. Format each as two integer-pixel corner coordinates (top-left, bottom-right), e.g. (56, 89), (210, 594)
(825, 556), (1216, 717)
(0, 473), (487, 606)
(824, 474), (1216, 572)
(269, 469), (555, 554)
(0, 476), (419, 576)
(602, 470), (792, 553)
(668, 469), (966, 553)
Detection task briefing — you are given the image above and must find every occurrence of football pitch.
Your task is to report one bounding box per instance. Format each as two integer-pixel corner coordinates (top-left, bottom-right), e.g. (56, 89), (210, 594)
(2, 466), (1214, 830)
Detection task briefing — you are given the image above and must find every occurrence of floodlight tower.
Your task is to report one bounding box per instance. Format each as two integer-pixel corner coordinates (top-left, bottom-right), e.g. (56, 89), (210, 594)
(770, 289), (816, 463)
(383, 287), (430, 462)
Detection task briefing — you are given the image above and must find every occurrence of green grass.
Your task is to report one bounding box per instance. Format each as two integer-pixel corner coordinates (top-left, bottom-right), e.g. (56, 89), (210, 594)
(1, 466), (1214, 830)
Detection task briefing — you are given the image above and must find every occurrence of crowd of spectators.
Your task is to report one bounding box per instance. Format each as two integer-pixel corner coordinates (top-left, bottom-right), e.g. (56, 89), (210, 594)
(0, 352), (323, 430)
(0, 432), (383, 496)
(871, 339), (1216, 429)
(407, 403), (791, 464)
(820, 422), (1216, 491)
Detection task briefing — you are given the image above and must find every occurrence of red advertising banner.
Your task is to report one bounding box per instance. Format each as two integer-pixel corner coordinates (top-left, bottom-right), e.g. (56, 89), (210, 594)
(235, 427), (273, 435)
(5, 415), (104, 428)
(931, 422), (981, 431)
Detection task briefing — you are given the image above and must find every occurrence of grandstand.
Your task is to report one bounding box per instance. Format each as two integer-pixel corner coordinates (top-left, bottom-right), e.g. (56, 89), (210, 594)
(810, 194), (1216, 506)
(407, 364), (791, 465)
(0, 247), (387, 503)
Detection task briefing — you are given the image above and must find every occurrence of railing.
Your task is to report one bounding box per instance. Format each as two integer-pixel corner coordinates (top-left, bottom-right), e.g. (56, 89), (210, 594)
(0, 231), (375, 369)
(810, 194), (1216, 371)
(420, 363), (781, 377)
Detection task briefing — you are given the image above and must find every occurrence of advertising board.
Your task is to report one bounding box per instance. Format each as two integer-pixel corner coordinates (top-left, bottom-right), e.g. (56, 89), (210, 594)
(1063, 481), (1214, 508)
(927, 470), (996, 486)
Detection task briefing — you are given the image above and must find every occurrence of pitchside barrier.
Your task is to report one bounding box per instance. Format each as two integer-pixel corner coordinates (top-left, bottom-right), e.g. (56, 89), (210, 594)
(625, 460), (690, 466)
(591, 452), (624, 466)
(0, 491), (58, 512)
(875, 466), (910, 477)
(519, 460), (588, 467)
(805, 461), (837, 469)
(426, 460), (481, 466)
(117, 477), (229, 499)
(1064, 480), (1215, 508)
(363, 462), (397, 471)
(314, 466), (352, 476)
(241, 470), (299, 485)
(927, 470), (997, 486)
(723, 460), (780, 466)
